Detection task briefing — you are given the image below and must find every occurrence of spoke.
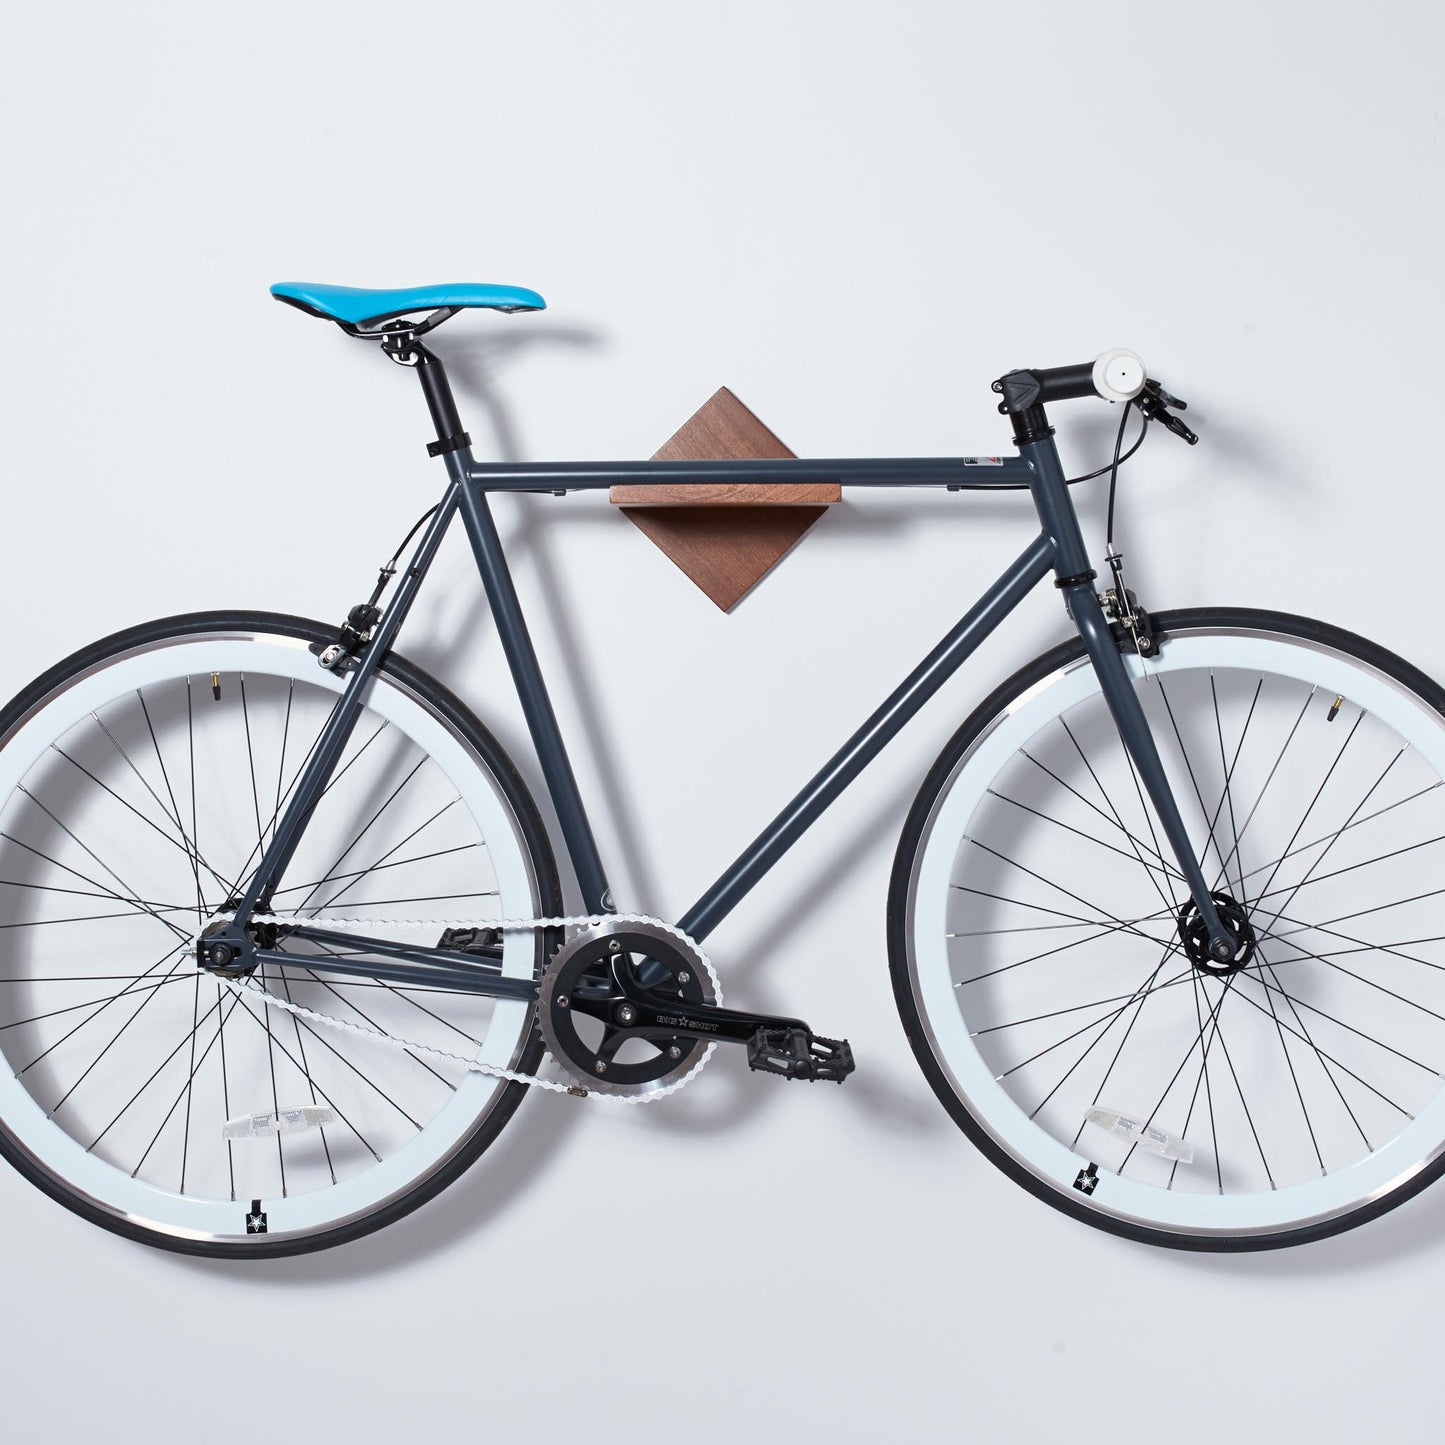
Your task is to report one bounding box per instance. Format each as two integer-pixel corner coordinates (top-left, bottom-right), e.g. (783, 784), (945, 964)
(1020, 744), (1180, 883)
(1025, 943), (1186, 1128)
(11, 791), (189, 942)
(308, 795), (462, 917)
(268, 841), (482, 902)
(46, 745), (232, 901)
(957, 912), (1175, 989)
(1241, 964), (1438, 1075)
(234, 992), (422, 1129)
(1250, 939), (1326, 1177)
(180, 970), (202, 1193)
(298, 964), (460, 1088)
(973, 966), (1201, 1037)
(0, 905), (200, 930)
(1255, 906), (1445, 976)
(135, 691), (206, 926)
(303, 941), (482, 1046)
(0, 972), (191, 1030)
(1213, 686), (1317, 890)
(1250, 943), (1373, 1150)
(215, 979), (235, 1200)
(965, 839), (1178, 950)
(1267, 881), (1445, 938)
(225, 992), (382, 1160)
(1249, 830), (1445, 914)
(1229, 962), (1406, 1124)
(998, 960), (1194, 1083)
(1209, 673), (1251, 903)
(258, 960), (287, 1197)
(0, 832), (200, 935)
(239, 674), (268, 854)
(275, 966), (337, 1188)
(291, 759), (428, 916)
(1249, 711), (1366, 915)
(951, 884), (1176, 936)
(45, 957), (192, 1113)
(1208, 1000), (1275, 1188)
(1065, 944), (1189, 1139)
(1254, 923), (1445, 1020)
(85, 986), (226, 1150)
(16, 940), (188, 1077)
(1254, 746), (1405, 941)
(1152, 675), (1233, 889)
(1169, 971), (1223, 1192)
(1118, 744), (1184, 914)
(136, 984), (246, 1185)
(1118, 974), (1236, 1175)
(222, 717), (393, 906)
(984, 787), (1182, 882)
(272, 680), (294, 851)
(1059, 717), (1180, 910)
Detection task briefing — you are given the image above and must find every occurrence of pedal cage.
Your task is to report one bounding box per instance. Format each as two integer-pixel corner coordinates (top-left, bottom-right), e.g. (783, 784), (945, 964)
(747, 1026), (855, 1083)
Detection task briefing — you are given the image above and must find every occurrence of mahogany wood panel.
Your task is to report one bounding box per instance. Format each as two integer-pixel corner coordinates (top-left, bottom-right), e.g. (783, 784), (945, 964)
(612, 387), (837, 611)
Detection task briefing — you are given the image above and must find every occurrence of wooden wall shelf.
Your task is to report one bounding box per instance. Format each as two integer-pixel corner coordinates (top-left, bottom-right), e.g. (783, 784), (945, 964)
(611, 387), (838, 612)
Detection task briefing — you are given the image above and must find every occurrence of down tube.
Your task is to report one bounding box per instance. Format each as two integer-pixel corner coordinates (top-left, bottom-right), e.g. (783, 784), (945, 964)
(679, 532), (1057, 942)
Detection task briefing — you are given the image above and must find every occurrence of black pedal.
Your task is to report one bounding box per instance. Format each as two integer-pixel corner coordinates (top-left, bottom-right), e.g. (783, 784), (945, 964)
(746, 1027), (854, 1083)
(437, 926), (501, 956)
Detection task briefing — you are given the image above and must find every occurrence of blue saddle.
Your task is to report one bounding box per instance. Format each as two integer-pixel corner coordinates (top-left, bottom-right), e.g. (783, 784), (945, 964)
(270, 280), (546, 329)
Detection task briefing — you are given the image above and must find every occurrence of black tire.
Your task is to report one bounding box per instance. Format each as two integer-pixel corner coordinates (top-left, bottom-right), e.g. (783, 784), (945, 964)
(888, 607), (1445, 1252)
(0, 611), (562, 1259)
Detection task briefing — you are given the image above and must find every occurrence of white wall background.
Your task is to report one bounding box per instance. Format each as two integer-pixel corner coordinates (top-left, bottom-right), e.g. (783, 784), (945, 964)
(2, 1), (1442, 1439)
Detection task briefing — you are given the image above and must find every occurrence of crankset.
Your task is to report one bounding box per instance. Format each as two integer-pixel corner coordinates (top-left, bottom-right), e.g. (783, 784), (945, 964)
(537, 919), (854, 1096)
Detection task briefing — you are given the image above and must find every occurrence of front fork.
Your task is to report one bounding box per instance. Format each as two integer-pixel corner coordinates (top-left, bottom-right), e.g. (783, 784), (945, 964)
(1020, 435), (1241, 965)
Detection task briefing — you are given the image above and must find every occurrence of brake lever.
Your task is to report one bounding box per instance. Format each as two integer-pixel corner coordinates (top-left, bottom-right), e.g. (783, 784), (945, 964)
(1136, 381), (1199, 445)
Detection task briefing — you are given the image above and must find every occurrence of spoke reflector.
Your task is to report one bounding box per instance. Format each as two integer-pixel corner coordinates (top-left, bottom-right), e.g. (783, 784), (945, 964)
(222, 1105), (339, 1140)
(1085, 1105), (1196, 1163)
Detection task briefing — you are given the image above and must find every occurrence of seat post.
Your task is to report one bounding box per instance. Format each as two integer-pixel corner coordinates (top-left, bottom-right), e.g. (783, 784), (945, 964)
(406, 342), (470, 457)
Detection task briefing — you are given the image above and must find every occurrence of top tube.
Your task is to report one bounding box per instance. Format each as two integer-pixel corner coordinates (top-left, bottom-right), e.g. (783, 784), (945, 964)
(465, 456), (1035, 493)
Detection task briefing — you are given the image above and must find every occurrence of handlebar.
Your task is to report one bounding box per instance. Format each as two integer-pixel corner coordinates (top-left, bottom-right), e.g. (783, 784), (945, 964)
(994, 350), (1198, 445)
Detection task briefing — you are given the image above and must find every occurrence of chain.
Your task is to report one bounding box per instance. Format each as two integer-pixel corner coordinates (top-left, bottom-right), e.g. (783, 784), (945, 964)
(203, 911), (720, 1106)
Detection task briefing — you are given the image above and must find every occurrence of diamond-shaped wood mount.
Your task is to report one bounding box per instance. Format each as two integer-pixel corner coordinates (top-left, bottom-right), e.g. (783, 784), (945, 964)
(610, 387), (840, 612)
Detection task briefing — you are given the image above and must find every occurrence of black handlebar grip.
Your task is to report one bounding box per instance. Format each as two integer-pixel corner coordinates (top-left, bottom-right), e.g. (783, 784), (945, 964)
(1033, 363), (1098, 403)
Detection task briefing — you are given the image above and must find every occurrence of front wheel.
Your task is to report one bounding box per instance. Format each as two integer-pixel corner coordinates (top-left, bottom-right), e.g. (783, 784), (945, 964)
(890, 608), (1445, 1250)
(0, 612), (561, 1257)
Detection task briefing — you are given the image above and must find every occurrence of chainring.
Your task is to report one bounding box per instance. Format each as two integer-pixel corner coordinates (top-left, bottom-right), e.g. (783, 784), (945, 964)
(537, 919), (717, 1097)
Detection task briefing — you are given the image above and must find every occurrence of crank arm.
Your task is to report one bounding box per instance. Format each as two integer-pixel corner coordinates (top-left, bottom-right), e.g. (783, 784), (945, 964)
(250, 944), (540, 1003)
(573, 990), (811, 1047)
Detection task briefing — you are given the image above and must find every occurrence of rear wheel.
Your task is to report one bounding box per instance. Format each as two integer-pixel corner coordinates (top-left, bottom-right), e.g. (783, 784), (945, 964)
(891, 609), (1445, 1249)
(0, 612), (560, 1256)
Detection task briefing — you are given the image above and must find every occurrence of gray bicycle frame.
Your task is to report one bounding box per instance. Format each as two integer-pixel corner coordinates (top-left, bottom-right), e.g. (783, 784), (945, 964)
(231, 374), (1234, 991)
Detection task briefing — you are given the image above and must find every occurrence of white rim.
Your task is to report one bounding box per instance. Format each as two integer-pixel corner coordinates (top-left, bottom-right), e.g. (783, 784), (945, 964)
(0, 630), (540, 1245)
(907, 625), (1445, 1238)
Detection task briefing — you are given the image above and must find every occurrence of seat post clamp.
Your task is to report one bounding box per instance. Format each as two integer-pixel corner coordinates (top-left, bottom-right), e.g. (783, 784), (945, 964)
(426, 431), (472, 459)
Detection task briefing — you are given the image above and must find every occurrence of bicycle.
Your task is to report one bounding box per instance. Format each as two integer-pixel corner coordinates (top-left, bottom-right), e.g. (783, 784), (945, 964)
(3, 279), (1444, 1258)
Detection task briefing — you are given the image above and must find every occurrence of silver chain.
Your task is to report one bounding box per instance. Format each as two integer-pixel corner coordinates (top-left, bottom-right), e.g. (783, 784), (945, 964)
(204, 911), (721, 1106)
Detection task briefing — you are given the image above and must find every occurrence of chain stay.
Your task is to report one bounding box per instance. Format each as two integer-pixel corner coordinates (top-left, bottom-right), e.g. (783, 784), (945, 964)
(212, 911), (721, 1106)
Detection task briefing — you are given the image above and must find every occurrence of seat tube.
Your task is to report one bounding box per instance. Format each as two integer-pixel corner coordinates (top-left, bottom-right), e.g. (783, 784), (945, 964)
(452, 453), (613, 914)
(1018, 425), (1235, 960)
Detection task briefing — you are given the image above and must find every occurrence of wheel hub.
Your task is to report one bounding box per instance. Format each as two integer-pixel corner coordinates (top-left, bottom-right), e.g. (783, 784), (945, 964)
(1177, 891), (1256, 976)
